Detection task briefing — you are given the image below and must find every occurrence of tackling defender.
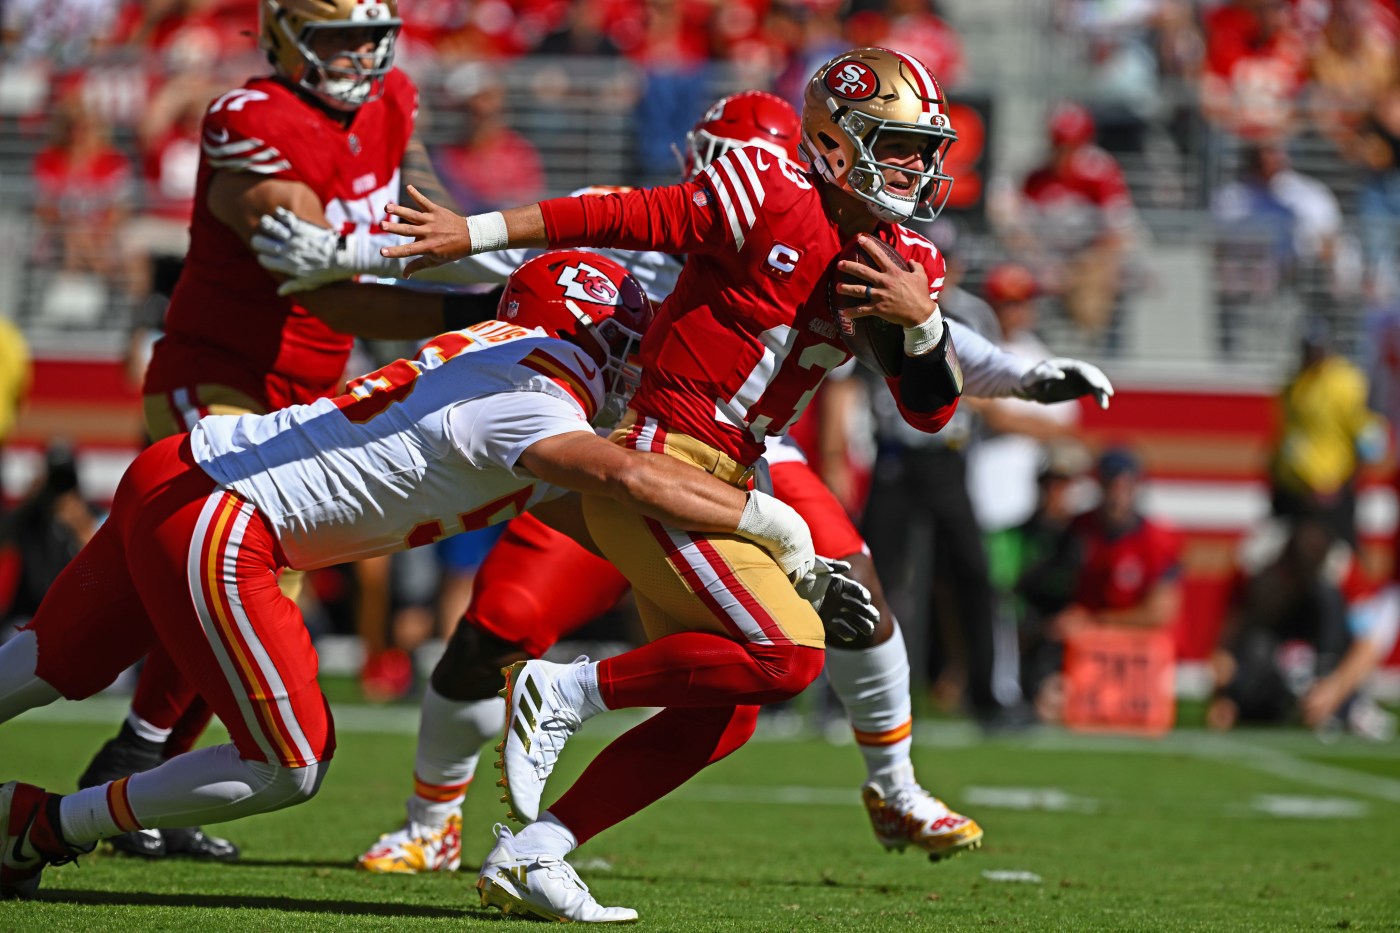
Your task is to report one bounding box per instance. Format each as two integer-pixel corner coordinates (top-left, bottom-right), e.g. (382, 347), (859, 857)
(0, 252), (826, 901)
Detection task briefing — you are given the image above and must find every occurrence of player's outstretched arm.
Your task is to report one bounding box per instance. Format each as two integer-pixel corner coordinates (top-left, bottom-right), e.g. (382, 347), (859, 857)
(518, 432), (815, 580)
(209, 172), (495, 339)
(381, 185), (548, 277)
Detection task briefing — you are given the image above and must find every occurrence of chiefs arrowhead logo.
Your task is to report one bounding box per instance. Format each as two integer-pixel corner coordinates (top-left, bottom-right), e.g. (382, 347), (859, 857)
(556, 262), (621, 306)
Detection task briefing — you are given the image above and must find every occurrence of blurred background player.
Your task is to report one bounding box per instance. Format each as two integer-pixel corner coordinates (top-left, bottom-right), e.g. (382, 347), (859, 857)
(74, 0), (500, 861)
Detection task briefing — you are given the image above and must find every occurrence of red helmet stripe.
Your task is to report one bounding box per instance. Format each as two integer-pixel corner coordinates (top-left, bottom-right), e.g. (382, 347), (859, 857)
(888, 48), (938, 116)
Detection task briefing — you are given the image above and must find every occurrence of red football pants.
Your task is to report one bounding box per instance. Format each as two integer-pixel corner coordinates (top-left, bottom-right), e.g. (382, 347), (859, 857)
(27, 435), (333, 766)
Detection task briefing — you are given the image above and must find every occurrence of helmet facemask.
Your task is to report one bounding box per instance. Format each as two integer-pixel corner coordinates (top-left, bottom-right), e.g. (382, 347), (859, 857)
(806, 107), (956, 223)
(589, 317), (647, 427)
(276, 17), (399, 111)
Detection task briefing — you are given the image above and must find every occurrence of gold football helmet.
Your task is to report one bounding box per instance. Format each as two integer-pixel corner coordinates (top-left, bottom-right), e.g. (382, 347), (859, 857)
(801, 47), (957, 223)
(259, 0), (401, 111)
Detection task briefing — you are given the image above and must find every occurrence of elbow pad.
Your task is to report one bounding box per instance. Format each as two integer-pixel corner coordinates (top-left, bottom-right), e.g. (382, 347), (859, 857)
(895, 326), (963, 413)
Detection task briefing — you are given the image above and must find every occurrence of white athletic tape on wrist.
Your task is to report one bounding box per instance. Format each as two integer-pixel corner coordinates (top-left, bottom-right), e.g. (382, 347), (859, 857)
(903, 306), (945, 356)
(466, 212), (509, 254)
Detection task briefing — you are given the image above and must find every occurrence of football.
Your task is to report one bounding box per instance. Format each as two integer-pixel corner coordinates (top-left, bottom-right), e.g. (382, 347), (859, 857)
(829, 236), (908, 377)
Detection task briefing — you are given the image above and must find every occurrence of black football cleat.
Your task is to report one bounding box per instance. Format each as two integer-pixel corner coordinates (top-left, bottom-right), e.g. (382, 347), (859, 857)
(107, 828), (167, 858)
(162, 827), (240, 862)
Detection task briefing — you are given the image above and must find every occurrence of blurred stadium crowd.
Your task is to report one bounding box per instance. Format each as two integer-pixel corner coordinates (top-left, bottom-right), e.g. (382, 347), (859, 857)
(1, 0), (1398, 740)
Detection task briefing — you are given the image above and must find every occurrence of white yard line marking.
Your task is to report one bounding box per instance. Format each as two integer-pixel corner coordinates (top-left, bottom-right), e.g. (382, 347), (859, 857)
(962, 786), (1100, 813)
(1249, 795), (1369, 819)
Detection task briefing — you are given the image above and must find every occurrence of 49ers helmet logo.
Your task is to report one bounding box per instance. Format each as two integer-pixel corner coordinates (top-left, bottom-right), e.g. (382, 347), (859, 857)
(824, 61), (878, 101)
(556, 262), (621, 305)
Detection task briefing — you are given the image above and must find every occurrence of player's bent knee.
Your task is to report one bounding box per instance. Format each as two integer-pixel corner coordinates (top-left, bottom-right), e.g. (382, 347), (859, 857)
(750, 643), (826, 701)
(245, 758), (330, 812)
(431, 622), (531, 702)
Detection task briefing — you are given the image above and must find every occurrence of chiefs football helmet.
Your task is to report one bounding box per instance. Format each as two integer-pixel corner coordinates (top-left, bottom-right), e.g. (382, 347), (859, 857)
(259, 0), (401, 111)
(498, 250), (655, 425)
(680, 90), (803, 179)
(801, 47), (957, 223)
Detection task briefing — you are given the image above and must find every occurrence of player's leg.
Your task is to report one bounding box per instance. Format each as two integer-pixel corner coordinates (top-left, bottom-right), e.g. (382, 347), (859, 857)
(0, 439), (209, 896)
(481, 438), (823, 921)
(494, 508), (824, 820)
(360, 512), (630, 873)
(73, 385), (274, 861)
(64, 458), (335, 845)
(479, 701), (758, 924)
(771, 459), (983, 861)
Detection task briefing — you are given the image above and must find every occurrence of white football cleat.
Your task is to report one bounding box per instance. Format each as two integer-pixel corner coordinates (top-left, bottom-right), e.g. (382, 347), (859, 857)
(477, 824), (637, 924)
(357, 812), (462, 874)
(496, 658), (585, 824)
(862, 781), (984, 861)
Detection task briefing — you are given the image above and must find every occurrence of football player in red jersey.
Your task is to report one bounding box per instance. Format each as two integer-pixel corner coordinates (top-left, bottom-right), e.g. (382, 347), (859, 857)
(75, 0), (505, 861)
(375, 48), (1007, 922)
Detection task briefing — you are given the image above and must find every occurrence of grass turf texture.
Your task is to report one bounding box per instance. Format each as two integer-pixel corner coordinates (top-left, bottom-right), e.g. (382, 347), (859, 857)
(3, 701), (1398, 932)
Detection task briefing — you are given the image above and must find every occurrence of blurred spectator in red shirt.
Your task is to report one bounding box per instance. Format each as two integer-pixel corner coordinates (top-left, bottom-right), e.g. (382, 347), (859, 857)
(32, 93), (141, 296)
(1200, 0), (1307, 141)
(111, 0), (256, 66)
(875, 0), (966, 89)
(433, 63), (546, 215)
(1034, 447), (1183, 720)
(996, 102), (1138, 349)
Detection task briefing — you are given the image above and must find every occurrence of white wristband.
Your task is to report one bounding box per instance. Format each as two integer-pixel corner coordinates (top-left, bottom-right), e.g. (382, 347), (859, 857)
(466, 212), (509, 254)
(903, 305), (945, 356)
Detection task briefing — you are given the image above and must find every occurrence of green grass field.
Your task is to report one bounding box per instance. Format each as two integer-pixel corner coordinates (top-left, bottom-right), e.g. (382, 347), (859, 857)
(3, 695), (1399, 933)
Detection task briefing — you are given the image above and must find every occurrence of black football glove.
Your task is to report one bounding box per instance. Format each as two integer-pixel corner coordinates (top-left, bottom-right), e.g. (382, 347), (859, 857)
(795, 557), (880, 643)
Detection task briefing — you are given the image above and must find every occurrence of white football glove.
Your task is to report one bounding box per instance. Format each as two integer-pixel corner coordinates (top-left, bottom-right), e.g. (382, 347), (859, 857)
(734, 490), (815, 581)
(794, 557), (880, 643)
(1018, 358), (1114, 409)
(251, 206), (402, 296)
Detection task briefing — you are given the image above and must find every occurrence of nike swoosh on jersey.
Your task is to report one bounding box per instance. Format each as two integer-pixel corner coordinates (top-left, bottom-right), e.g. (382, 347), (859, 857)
(578, 361), (597, 380)
(206, 127), (230, 144)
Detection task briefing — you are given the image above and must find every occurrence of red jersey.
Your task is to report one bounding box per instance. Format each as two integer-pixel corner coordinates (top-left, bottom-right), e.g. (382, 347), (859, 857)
(148, 69), (418, 409)
(539, 148), (954, 465)
(1070, 512), (1182, 614)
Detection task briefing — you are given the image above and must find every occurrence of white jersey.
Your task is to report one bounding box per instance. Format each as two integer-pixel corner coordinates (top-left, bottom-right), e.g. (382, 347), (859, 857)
(191, 322), (601, 570)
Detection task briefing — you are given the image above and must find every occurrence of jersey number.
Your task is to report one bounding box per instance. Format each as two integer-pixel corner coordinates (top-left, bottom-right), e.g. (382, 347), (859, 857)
(403, 486), (536, 547)
(333, 323), (525, 424)
(209, 89), (270, 114)
(717, 326), (848, 442)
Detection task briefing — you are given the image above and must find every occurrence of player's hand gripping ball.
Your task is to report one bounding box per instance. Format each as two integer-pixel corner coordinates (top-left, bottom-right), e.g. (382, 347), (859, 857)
(829, 236), (908, 377)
